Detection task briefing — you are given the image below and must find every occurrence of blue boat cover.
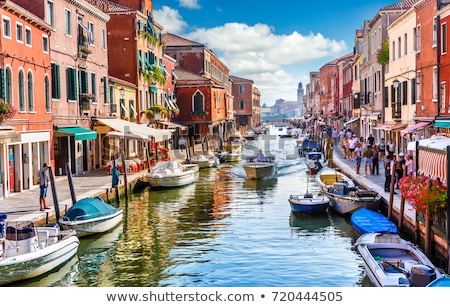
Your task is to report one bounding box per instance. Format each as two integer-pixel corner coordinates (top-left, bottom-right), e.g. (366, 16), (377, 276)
(427, 276), (450, 287)
(350, 208), (398, 234)
(64, 197), (118, 221)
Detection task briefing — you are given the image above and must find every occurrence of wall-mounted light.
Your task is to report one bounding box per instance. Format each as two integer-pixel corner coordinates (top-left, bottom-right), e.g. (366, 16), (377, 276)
(119, 87), (125, 98)
(393, 78), (400, 89)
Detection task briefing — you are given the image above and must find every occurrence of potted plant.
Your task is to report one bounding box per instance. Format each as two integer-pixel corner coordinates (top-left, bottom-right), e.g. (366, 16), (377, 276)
(398, 175), (447, 219)
(0, 99), (17, 123)
(82, 93), (95, 100)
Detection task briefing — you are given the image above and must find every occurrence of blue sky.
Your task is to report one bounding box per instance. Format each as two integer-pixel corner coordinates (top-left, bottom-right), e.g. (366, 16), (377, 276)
(153, 0), (397, 106)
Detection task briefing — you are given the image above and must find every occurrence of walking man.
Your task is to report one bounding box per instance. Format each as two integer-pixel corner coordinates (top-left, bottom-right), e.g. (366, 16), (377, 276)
(362, 144), (373, 176)
(38, 163), (50, 211)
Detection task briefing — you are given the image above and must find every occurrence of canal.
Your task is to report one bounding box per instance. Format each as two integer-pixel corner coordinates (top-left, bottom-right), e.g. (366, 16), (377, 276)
(15, 126), (372, 287)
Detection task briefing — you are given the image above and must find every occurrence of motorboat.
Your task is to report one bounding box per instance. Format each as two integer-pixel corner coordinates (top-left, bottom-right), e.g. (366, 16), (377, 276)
(298, 139), (320, 156)
(295, 133), (310, 146)
(305, 151), (326, 175)
(354, 232), (444, 287)
(0, 215), (80, 285)
(59, 197), (124, 238)
(146, 160), (196, 188)
(190, 153), (220, 168)
(350, 208), (398, 235)
(427, 275), (450, 287)
(289, 192), (330, 213)
(242, 156), (277, 179)
(243, 131), (256, 141)
(315, 167), (381, 214)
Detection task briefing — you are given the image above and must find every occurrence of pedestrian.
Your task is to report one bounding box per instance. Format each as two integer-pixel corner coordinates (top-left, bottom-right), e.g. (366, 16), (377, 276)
(355, 143), (362, 175)
(384, 155), (392, 192)
(371, 144), (379, 175)
(396, 152), (406, 188)
(38, 163), (50, 211)
(405, 153), (414, 176)
(342, 136), (349, 159)
(387, 139), (396, 156)
(379, 138), (386, 162)
(367, 134), (375, 147)
(348, 134), (358, 160)
(362, 144), (373, 176)
(179, 136), (186, 150)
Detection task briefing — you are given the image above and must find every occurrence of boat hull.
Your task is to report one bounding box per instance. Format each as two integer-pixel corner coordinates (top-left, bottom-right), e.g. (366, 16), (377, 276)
(243, 162), (277, 179)
(191, 155), (220, 168)
(355, 232), (444, 287)
(289, 195), (330, 213)
(324, 191), (381, 215)
(147, 172), (196, 188)
(60, 209), (124, 237)
(0, 235), (79, 285)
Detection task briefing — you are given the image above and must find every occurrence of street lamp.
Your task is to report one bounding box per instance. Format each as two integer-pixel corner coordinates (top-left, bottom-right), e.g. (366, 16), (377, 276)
(119, 87), (125, 98)
(393, 78), (400, 89)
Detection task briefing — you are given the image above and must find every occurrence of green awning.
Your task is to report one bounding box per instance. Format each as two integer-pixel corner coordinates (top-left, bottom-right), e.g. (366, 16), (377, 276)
(434, 120), (450, 128)
(150, 87), (158, 93)
(56, 126), (97, 141)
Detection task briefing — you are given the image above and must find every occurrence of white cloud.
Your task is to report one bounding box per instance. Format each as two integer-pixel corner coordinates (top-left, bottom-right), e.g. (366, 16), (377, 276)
(153, 6), (187, 35)
(178, 0), (201, 9)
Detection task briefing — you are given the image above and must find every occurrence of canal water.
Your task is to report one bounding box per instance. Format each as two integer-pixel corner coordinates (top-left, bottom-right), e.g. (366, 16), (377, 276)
(15, 126), (372, 287)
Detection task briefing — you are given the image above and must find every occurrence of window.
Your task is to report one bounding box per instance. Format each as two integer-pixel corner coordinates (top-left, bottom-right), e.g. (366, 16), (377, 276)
(441, 82), (446, 112)
(193, 91), (204, 112)
(442, 23), (447, 54)
(239, 85), (244, 94)
(416, 25), (421, 53)
(2, 17), (11, 38)
(100, 28), (106, 50)
(65, 9), (71, 36)
(411, 78), (416, 105)
(404, 33), (408, 56)
(51, 63), (60, 99)
(402, 81), (407, 106)
(398, 37), (401, 59)
(3, 67), (12, 103)
(239, 100), (245, 110)
(88, 22), (94, 44)
(433, 66), (438, 101)
(44, 76), (50, 112)
(25, 27), (31, 46)
(66, 67), (77, 100)
(91, 72), (96, 103)
(392, 41), (396, 61)
(416, 72), (421, 102)
(18, 70), (25, 111)
(42, 35), (48, 53)
(433, 17), (438, 48)
(46, 1), (54, 26)
(80, 70), (88, 94)
(16, 23), (23, 43)
(27, 72), (34, 112)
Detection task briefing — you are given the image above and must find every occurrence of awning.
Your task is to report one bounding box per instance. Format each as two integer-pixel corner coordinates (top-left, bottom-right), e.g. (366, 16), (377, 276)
(373, 124), (391, 130)
(0, 129), (20, 144)
(106, 131), (150, 141)
(434, 119), (450, 128)
(344, 117), (359, 125)
(369, 112), (381, 120)
(373, 123), (405, 131)
(55, 126), (97, 141)
(400, 121), (431, 137)
(156, 121), (187, 130)
(96, 118), (172, 143)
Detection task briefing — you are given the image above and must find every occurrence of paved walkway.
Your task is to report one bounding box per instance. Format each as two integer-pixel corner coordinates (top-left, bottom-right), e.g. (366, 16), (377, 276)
(0, 143), (415, 224)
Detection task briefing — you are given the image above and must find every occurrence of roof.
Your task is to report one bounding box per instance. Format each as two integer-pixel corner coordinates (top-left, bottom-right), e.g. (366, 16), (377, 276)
(174, 68), (210, 82)
(162, 33), (204, 47)
(85, 0), (132, 13)
(380, 0), (421, 11)
(230, 75), (254, 83)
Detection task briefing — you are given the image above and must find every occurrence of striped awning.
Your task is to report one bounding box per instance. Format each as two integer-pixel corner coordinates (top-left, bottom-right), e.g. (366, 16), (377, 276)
(418, 149), (447, 185)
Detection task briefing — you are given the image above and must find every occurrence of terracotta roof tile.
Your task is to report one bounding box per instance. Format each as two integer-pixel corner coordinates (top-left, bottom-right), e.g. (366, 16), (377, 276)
(85, 0), (132, 13)
(174, 68), (209, 82)
(162, 33), (204, 47)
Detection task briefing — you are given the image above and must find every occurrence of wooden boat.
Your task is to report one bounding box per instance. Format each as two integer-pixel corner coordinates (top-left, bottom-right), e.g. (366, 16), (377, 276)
(242, 156), (277, 179)
(298, 139), (320, 156)
(350, 208), (398, 235)
(59, 197), (124, 237)
(190, 154), (220, 168)
(289, 192), (330, 213)
(354, 232), (444, 287)
(0, 215), (80, 285)
(146, 160), (196, 188)
(305, 151), (326, 175)
(315, 167), (381, 214)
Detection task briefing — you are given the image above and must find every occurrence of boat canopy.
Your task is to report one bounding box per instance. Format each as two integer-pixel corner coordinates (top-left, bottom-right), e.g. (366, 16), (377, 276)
(64, 197), (118, 221)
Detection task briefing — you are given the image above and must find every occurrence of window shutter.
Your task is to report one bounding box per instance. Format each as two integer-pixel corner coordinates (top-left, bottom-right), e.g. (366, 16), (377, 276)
(0, 68), (4, 99)
(73, 68), (78, 100)
(103, 76), (107, 104)
(56, 64), (61, 98)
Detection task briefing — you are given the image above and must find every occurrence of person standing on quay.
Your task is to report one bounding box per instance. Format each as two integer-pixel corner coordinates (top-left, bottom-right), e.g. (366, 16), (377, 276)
(384, 155), (392, 192)
(355, 143), (362, 175)
(362, 144), (373, 176)
(379, 138), (386, 162)
(405, 153), (414, 175)
(38, 163), (50, 211)
(371, 144), (380, 175)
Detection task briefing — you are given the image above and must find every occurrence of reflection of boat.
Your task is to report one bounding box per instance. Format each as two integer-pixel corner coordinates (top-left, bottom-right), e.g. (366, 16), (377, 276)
(289, 212), (330, 233)
(0, 216), (80, 286)
(146, 161), (196, 188)
(316, 167), (381, 214)
(190, 154), (220, 168)
(350, 208), (398, 235)
(78, 222), (123, 256)
(59, 197), (124, 238)
(355, 232), (444, 287)
(242, 156), (277, 179)
(243, 177), (277, 190)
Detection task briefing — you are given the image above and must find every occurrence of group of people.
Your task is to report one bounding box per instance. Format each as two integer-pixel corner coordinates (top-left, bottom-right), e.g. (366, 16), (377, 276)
(384, 152), (414, 193)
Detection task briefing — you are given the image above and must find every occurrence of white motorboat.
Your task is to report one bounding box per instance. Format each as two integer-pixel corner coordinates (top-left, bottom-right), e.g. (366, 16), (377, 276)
(354, 232), (444, 287)
(295, 133), (310, 146)
(242, 156), (277, 179)
(315, 167), (381, 214)
(190, 154), (220, 168)
(0, 215), (80, 285)
(146, 160), (196, 188)
(305, 151), (326, 175)
(59, 197), (123, 238)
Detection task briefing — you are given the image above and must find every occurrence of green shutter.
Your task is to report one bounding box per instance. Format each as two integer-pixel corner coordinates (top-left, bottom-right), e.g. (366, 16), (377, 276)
(91, 72), (96, 102)
(56, 64), (61, 98)
(73, 68), (78, 100)
(0, 68), (4, 99)
(103, 76), (107, 104)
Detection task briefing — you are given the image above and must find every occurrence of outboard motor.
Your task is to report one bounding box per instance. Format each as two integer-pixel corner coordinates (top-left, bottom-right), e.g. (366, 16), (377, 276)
(409, 264), (437, 287)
